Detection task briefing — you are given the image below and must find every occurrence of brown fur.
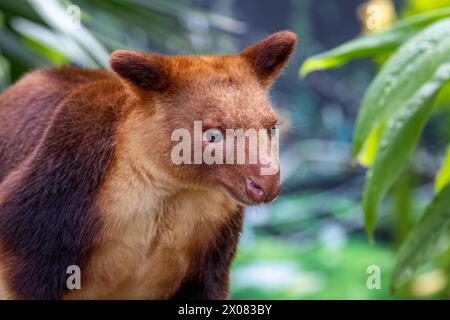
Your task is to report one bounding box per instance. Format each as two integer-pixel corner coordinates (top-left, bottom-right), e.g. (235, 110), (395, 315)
(0, 31), (296, 299)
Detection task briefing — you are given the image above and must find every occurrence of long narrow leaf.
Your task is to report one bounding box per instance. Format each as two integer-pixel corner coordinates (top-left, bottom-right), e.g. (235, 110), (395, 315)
(300, 7), (450, 76)
(354, 18), (450, 159)
(0, 29), (49, 67)
(435, 145), (450, 192)
(363, 62), (450, 239)
(392, 183), (450, 289)
(28, 0), (109, 67)
(0, 51), (10, 90)
(11, 18), (97, 67)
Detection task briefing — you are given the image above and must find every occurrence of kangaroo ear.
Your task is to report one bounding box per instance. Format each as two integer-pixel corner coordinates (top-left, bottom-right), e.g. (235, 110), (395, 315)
(110, 50), (170, 91)
(241, 31), (297, 88)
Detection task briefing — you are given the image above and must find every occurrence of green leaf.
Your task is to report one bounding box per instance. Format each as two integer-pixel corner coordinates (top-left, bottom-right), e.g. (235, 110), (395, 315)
(363, 62), (450, 239)
(28, 0), (110, 67)
(357, 122), (385, 167)
(353, 18), (450, 158)
(11, 18), (94, 67)
(0, 29), (49, 68)
(392, 183), (450, 289)
(0, 51), (10, 90)
(300, 33), (401, 77)
(300, 7), (450, 77)
(435, 146), (450, 192)
(434, 80), (450, 111)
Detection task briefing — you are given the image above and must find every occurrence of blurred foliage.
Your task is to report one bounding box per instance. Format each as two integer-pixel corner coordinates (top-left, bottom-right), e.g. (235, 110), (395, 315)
(0, 0), (244, 90)
(302, 2), (450, 294)
(403, 0), (450, 16)
(231, 237), (395, 299)
(393, 184), (450, 289)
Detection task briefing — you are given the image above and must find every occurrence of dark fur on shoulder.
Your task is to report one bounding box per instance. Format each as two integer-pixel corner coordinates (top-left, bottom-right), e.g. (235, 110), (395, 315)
(0, 69), (125, 299)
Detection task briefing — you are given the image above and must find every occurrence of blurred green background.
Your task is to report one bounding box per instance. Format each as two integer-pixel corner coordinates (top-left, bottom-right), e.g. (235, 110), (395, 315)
(0, 0), (449, 299)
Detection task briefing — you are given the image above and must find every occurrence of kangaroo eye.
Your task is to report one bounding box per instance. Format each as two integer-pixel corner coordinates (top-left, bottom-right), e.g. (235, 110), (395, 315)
(204, 128), (223, 143)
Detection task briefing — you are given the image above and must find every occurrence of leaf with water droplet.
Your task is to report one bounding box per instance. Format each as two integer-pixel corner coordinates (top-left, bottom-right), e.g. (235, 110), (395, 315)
(354, 18), (450, 159)
(299, 8), (450, 77)
(363, 62), (450, 239)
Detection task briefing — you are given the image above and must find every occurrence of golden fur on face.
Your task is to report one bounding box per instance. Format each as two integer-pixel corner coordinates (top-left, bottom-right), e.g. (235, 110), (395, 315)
(110, 31), (297, 205)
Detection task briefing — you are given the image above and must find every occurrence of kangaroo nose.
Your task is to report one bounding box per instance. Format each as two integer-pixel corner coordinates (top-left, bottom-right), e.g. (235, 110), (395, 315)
(245, 174), (281, 203)
(246, 178), (266, 202)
